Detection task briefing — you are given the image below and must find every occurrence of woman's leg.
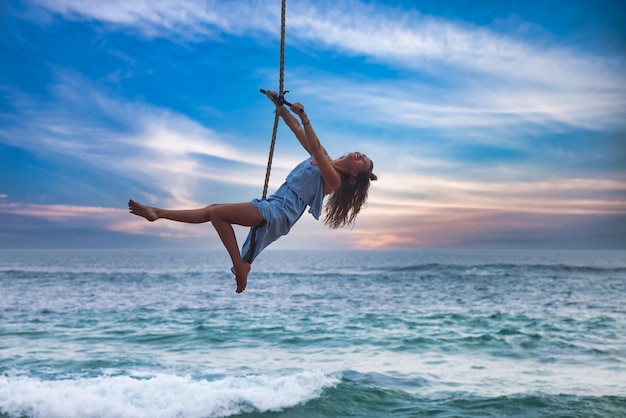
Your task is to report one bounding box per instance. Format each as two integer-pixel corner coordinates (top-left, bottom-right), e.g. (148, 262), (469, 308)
(128, 199), (214, 223)
(208, 203), (264, 293)
(129, 199), (263, 293)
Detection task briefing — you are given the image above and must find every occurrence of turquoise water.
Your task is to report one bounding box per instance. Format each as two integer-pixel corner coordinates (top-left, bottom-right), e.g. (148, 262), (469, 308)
(1, 249), (625, 417)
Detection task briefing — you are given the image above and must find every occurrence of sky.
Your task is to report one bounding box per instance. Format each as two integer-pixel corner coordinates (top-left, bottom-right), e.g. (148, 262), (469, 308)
(1, 0), (625, 251)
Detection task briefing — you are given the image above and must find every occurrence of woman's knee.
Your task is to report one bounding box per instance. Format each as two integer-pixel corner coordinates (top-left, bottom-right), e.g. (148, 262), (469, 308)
(204, 204), (221, 222)
(212, 203), (263, 226)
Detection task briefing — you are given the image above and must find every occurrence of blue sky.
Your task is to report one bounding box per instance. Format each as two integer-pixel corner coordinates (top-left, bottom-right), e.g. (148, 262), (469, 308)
(1, 0), (625, 250)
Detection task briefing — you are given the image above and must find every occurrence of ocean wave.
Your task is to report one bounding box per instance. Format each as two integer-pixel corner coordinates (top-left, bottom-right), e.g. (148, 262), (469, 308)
(284, 370), (626, 418)
(390, 263), (626, 275)
(0, 370), (339, 418)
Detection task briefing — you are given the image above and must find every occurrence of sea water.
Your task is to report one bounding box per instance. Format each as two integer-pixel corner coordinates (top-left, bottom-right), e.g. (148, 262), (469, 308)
(0, 249), (625, 417)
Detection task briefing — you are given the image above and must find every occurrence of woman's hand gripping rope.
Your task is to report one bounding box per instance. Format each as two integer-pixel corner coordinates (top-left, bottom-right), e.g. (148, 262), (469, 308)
(260, 89), (304, 114)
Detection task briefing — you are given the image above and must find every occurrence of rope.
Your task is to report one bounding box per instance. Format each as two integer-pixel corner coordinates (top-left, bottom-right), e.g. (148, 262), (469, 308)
(244, 0), (287, 263)
(262, 0), (287, 199)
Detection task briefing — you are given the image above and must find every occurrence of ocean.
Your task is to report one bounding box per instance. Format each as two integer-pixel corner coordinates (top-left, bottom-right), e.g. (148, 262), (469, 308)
(1, 249), (625, 418)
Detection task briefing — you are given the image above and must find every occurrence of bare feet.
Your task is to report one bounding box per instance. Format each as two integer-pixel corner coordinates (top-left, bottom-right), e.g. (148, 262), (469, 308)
(234, 262), (251, 293)
(128, 199), (158, 222)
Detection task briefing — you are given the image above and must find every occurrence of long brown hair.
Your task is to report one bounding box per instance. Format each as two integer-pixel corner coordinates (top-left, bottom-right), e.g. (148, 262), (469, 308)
(323, 163), (378, 229)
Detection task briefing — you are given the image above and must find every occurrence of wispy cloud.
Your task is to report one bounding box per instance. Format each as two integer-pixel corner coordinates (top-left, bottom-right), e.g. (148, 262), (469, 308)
(289, 4), (623, 88)
(27, 0), (626, 134)
(288, 68), (625, 142)
(0, 202), (121, 220)
(28, 0), (277, 39)
(374, 172), (626, 217)
(0, 202), (212, 240)
(2, 71), (300, 207)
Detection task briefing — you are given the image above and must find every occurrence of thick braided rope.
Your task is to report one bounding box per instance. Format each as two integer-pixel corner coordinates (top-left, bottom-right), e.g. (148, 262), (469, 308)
(261, 0), (287, 200)
(244, 0), (286, 263)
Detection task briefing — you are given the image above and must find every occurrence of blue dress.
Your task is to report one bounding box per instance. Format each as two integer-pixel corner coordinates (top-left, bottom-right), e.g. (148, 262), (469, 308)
(240, 157), (325, 264)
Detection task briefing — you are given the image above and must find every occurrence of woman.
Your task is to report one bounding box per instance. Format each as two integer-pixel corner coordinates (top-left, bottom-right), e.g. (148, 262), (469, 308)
(129, 91), (377, 293)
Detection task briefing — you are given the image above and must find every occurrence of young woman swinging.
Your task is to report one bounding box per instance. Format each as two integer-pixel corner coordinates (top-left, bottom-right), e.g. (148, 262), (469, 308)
(129, 90), (377, 293)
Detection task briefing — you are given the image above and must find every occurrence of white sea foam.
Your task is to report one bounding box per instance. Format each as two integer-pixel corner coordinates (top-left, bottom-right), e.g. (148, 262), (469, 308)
(0, 371), (339, 418)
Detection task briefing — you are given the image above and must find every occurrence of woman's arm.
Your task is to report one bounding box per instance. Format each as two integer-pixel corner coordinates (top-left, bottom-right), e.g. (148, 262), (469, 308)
(264, 90), (322, 156)
(277, 106), (314, 155)
(263, 91), (340, 192)
(289, 103), (341, 192)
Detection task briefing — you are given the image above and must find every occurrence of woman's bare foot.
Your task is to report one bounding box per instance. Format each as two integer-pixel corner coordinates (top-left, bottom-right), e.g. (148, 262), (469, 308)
(234, 262), (251, 293)
(128, 199), (158, 222)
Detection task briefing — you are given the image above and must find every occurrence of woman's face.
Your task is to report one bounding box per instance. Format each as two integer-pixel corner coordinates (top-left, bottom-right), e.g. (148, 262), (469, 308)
(342, 152), (373, 173)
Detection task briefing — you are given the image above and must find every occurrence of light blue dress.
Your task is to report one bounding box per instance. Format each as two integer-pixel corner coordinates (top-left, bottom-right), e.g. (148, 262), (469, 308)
(241, 157), (325, 264)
